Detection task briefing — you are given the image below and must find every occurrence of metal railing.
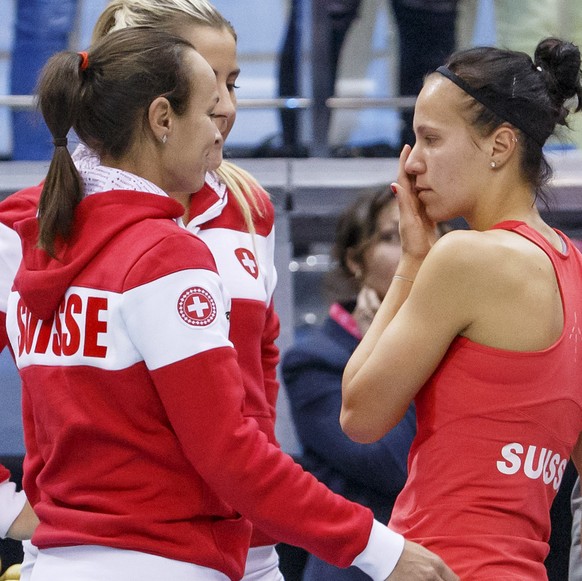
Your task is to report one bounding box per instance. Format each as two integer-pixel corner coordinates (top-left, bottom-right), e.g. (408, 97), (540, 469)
(0, 95), (37, 109)
(0, 95), (417, 111)
(0, 93), (417, 159)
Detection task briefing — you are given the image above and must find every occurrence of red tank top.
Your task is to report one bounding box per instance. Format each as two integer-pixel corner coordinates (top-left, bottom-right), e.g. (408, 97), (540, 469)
(389, 221), (582, 580)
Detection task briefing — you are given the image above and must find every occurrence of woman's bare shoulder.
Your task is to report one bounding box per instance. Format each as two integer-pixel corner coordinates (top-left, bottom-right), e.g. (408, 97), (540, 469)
(422, 229), (506, 278)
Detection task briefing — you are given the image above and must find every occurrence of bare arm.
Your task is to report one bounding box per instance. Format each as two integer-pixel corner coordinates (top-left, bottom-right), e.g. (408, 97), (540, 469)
(341, 233), (474, 443)
(342, 146), (434, 401)
(341, 146), (473, 443)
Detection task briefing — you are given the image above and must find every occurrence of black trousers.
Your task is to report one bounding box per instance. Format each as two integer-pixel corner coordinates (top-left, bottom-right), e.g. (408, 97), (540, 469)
(278, 0), (458, 148)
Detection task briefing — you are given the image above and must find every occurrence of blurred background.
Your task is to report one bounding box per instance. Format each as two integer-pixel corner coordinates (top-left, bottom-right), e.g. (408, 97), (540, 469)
(0, 0), (500, 159)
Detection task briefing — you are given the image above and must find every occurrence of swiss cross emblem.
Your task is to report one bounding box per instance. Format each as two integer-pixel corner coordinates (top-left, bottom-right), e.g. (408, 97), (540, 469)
(235, 248), (259, 279)
(177, 287), (217, 327)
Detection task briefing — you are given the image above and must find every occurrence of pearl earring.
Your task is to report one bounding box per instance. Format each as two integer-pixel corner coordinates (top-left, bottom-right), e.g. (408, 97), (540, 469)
(490, 161), (497, 168)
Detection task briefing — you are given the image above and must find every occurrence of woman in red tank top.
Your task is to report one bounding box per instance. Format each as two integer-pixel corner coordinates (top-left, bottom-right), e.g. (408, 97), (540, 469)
(342, 37), (582, 580)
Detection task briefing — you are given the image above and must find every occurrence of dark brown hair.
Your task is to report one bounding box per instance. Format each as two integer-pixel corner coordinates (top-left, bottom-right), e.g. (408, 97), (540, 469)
(441, 38), (582, 203)
(36, 26), (196, 255)
(324, 187), (396, 303)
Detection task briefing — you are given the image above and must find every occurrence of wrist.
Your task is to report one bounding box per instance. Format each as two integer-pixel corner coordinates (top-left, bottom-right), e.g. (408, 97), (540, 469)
(394, 258), (422, 281)
(392, 275), (414, 284)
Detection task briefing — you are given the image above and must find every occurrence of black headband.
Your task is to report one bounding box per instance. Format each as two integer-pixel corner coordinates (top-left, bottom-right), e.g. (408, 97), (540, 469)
(436, 65), (550, 146)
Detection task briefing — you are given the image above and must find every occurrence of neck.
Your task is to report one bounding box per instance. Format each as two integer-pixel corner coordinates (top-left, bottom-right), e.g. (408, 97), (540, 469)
(465, 172), (537, 231)
(100, 150), (191, 223)
(466, 192), (563, 251)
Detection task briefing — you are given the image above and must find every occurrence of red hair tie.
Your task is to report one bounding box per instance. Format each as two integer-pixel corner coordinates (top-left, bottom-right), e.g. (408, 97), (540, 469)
(78, 51), (89, 71)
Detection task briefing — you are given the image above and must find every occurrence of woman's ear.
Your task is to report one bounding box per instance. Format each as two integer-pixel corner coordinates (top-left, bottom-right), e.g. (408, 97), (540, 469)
(147, 96), (172, 144)
(489, 125), (518, 169)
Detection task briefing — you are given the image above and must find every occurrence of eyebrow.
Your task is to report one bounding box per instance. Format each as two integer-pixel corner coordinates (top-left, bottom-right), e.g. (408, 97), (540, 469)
(414, 124), (440, 136)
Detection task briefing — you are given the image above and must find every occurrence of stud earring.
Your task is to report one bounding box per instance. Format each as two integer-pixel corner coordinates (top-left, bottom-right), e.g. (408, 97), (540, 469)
(161, 134), (168, 144)
(490, 161), (497, 168)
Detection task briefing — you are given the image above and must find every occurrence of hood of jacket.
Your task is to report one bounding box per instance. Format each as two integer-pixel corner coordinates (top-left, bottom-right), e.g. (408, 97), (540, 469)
(0, 184), (43, 229)
(14, 190), (184, 320)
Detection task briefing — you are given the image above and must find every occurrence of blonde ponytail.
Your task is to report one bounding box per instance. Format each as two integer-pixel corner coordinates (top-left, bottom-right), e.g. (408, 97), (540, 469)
(216, 161), (269, 235)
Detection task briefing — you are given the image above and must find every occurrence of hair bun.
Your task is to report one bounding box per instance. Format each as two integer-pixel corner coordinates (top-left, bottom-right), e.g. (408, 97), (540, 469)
(534, 37), (582, 117)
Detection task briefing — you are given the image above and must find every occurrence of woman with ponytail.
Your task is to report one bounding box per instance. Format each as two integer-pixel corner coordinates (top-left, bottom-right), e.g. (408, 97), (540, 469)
(342, 37), (582, 580)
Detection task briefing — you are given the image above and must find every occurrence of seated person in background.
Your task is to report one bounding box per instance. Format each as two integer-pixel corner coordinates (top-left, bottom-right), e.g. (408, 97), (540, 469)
(282, 188), (416, 580)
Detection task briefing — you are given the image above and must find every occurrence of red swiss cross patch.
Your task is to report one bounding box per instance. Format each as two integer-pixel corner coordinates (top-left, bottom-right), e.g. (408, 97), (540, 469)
(177, 287), (217, 327)
(235, 248), (259, 279)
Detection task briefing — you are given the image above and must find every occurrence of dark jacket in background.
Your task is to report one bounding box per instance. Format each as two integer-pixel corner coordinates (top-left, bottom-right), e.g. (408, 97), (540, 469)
(282, 310), (416, 580)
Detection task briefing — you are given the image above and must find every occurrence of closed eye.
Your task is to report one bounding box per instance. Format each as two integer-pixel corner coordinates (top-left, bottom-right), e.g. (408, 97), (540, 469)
(377, 230), (400, 243)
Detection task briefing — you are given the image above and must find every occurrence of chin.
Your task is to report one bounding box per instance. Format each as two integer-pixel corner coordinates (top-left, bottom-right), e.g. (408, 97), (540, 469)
(425, 205), (448, 223)
(208, 155), (223, 172)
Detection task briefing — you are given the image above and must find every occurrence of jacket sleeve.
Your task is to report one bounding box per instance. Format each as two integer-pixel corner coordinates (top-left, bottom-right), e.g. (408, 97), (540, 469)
(21, 387), (42, 509)
(0, 185), (42, 353)
(0, 331), (26, 537)
(260, 199), (280, 418)
(0, 312), (8, 354)
(121, 246), (403, 580)
(0, 222), (23, 353)
(283, 345), (415, 496)
(261, 298), (280, 421)
(0, 212), (29, 536)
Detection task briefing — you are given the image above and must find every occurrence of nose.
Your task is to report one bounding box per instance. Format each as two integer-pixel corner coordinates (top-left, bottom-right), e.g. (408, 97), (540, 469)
(404, 142), (423, 175)
(214, 126), (223, 146)
(213, 86), (236, 134)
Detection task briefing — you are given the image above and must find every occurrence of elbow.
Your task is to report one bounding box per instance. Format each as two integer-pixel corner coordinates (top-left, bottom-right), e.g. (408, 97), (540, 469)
(341, 373), (398, 443)
(340, 406), (383, 444)
(340, 375), (377, 443)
